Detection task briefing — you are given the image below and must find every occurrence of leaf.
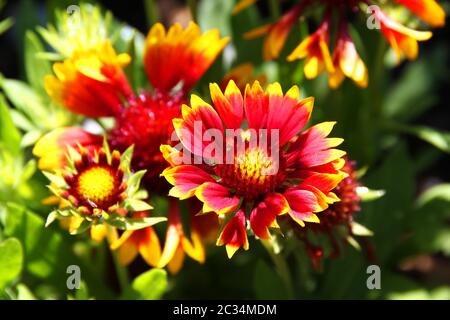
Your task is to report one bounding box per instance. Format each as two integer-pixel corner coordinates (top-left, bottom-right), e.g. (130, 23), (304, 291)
(125, 199), (154, 211)
(356, 186), (385, 202)
(105, 214), (166, 231)
(253, 260), (288, 299)
(24, 30), (52, 95)
(0, 94), (21, 156)
(0, 238), (23, 290)
(0, 17), (13, 35)
(121, 269), (167, 300)
(385, 121), (450, 154)
(16, 283), (37, 300)
(0, 79), (48, 123)
(416, 183), (450, 208)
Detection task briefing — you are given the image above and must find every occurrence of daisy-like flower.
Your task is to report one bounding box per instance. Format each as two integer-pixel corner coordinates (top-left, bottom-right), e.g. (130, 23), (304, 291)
(44, 143), (166, 234)
(143, 22), (230, 94)
(161, 80), (347, 258)
(44, 41), (133, 118)
(237, 0), (445, 88)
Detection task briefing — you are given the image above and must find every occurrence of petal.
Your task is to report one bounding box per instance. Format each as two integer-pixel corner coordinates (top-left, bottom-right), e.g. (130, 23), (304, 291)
(210, 81), (244, 129)
(117, 240), (139, 266)
(138, 227), (162, 267)
(195, 182), (241, 215)
(266, 84), (314, 146)
(158, 201), (183, 268)
(162, 165), (213, 200)
(216, 210), (249, 258)
(288, 122), (346, 168)
(244, 81), (268, 130)
(167, 246), (186, 274)
(33, 127), (102, 171)
(250, 193), (289, 239)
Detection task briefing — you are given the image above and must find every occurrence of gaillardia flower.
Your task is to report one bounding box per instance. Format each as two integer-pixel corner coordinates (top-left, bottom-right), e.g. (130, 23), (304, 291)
(161, 80), (347, 257)
(238, 0), (445, 88)
(44, 41), (133, 118)
(44, 143), (166, 234)
(144, 22), (230, 94)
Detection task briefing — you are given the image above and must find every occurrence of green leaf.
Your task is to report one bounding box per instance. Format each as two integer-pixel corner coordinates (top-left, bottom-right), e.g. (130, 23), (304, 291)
(350, 221), (374, 236)
(0, 238), (23, 290)
(125, 199), (154, 211)
(0, 17), (13, 35)
(0, 94), (21, 156)
(253, 260), (288, 299)
(385, 121), (450, 154)
(416, 183), (450, 208)
(24, 30), (52, 95)
(16, 283), (37, 300)
(105, 214), (166, 231)
(356, 186), (385, 202)
(0, 79), (48, 123)
(121, 269), (167, 300)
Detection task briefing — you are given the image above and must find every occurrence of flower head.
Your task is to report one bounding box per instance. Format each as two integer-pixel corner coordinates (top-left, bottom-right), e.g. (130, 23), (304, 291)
(44, 41), (132, 118)
(162, 80), (347, 257)
(144, 22), (230, 94)
(43, 143), (165, 234)
(396, 0), (446, 27)
(374, 8), (433, 61)
(108, 91), (185, 190)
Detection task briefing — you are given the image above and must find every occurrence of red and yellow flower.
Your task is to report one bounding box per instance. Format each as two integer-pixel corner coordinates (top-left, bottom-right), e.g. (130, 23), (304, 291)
(144, 22), (230, 94)
(329, 22), (368, 89)
(287, 18), (335, 80)
(237, 0), (445, 88)
(44, 41), (133, 118)
(244, 3), (304, 61)
(373, 7), (433, 61)
(396, 0), (446, 27)
(161, 80), (347, 257)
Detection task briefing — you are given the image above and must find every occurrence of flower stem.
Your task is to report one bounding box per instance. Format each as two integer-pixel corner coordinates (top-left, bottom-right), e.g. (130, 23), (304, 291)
(106, 226), (129, 292)
(261, 239), (295, 299)
(269, 0), (281, 19)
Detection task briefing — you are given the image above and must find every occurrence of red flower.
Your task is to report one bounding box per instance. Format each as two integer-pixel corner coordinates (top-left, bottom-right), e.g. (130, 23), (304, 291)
(162, 80), (347, 257)
(144, 22), (230, 94)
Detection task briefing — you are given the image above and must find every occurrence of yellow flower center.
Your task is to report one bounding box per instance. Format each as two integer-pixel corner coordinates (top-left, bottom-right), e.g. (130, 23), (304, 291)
(77, 166), (116, 205)
(215, 147), (284, 200)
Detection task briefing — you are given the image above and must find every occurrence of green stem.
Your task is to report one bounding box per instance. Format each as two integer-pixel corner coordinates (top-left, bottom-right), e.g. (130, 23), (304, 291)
(144, 0), (159, 27)
(106, 226), (129, 292)
(261, 240), (294, 299)
(187, 0), (197, 22)
(269, 0), (281, 19)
